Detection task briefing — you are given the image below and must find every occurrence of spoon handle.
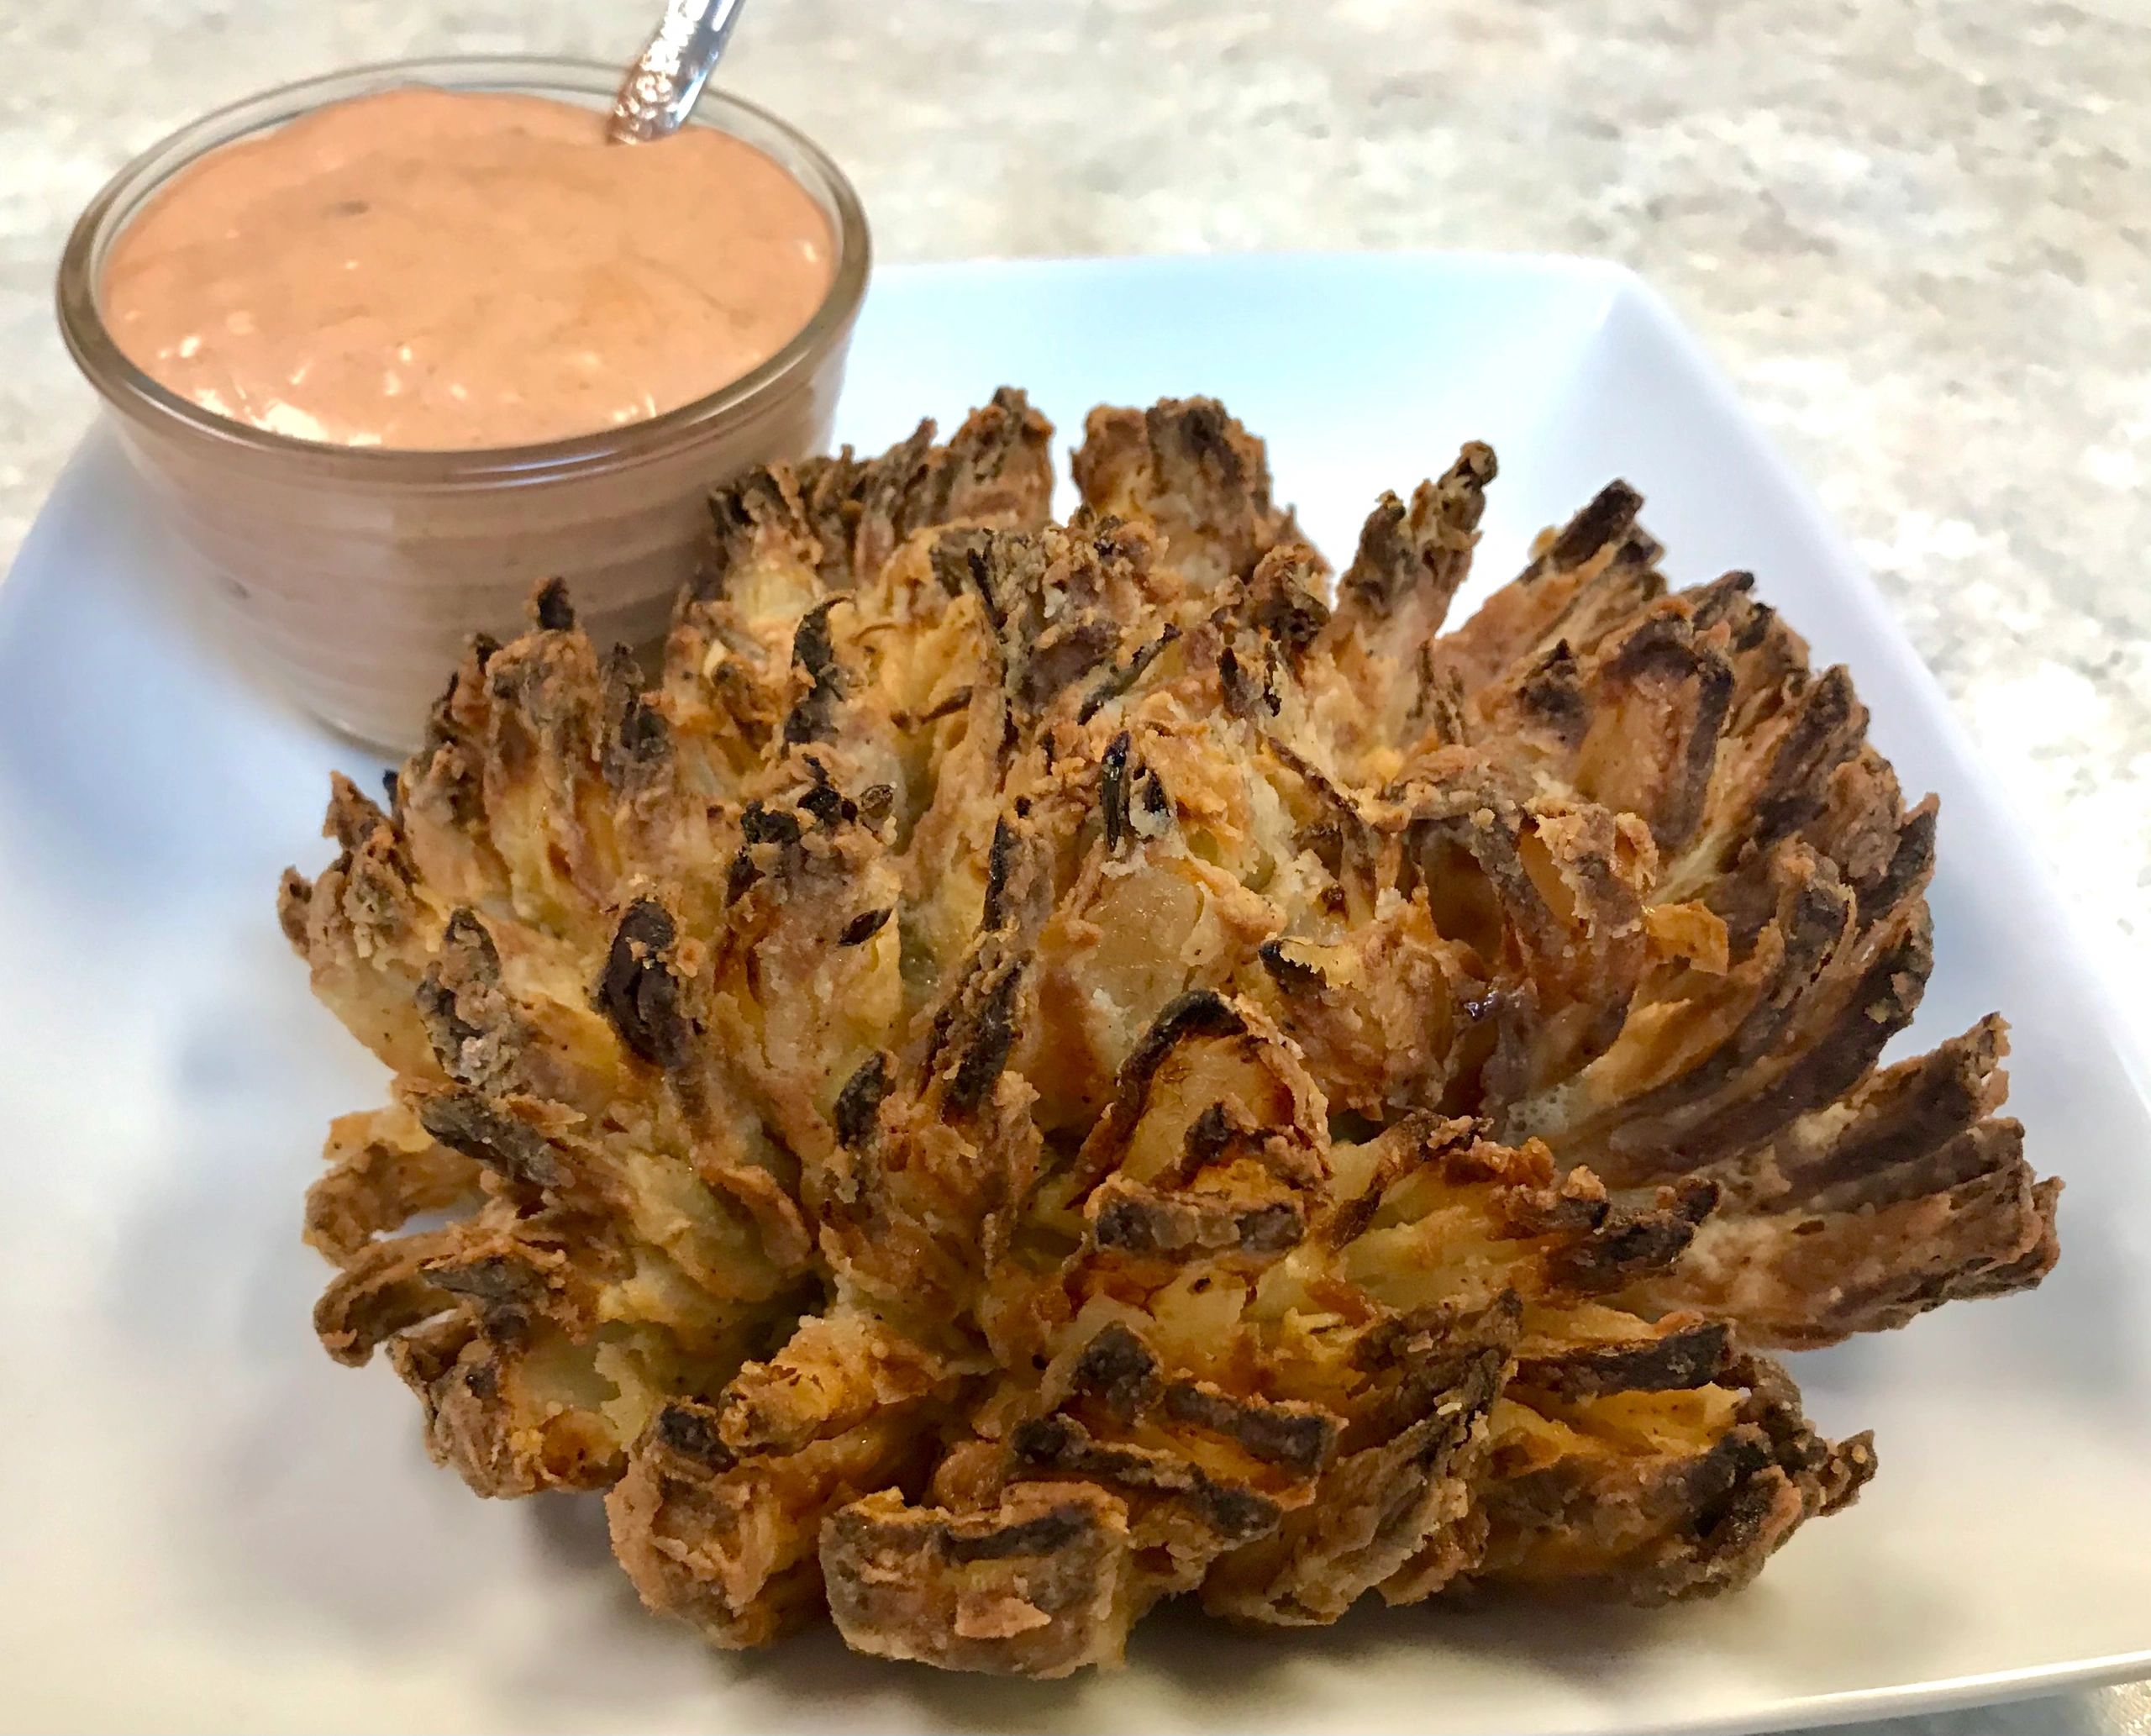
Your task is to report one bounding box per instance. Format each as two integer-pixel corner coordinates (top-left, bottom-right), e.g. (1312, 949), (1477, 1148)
(608, 0), (751, 143)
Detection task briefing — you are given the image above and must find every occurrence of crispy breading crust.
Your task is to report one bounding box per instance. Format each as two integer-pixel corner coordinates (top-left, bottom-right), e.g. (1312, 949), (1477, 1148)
(823, 1484), (1139, 1676)
(285, 388), (2055, 1672)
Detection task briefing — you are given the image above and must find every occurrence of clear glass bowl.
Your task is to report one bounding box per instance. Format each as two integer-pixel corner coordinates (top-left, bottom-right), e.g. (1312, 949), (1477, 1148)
(56, 55), (870, 751)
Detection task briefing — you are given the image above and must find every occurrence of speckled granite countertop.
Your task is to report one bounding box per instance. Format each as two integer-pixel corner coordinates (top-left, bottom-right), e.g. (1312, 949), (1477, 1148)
(3, 3), (2147, 1732)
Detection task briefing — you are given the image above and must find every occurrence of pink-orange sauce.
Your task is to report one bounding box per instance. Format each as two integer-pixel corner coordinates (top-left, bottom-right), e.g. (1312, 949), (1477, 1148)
(102, 87), (834, 449)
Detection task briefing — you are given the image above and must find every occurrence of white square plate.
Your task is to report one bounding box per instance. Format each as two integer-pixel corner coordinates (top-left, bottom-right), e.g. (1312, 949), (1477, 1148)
(3, 255), (2147, 1736)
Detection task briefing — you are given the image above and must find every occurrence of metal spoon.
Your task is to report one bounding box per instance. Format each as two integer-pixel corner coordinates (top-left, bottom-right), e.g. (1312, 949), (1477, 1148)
(608, 0), (750, 143)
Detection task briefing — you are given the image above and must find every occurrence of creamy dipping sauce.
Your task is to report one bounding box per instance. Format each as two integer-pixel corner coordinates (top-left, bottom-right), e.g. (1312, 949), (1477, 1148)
(101, 87), (835, 449)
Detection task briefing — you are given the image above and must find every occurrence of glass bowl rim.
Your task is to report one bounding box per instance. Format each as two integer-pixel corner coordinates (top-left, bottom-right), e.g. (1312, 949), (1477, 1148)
(54, 53), (871, 485)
